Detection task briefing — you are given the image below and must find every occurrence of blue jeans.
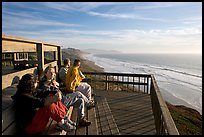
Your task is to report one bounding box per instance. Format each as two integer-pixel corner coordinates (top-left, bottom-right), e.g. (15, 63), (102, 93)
(61, 91), (89, 119)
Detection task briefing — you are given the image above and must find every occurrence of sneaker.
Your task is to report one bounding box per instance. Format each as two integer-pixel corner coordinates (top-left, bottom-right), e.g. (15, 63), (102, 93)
(56, 122), (76, 132)
(78, 118), (91, 127)
(64, 116), (76, 127)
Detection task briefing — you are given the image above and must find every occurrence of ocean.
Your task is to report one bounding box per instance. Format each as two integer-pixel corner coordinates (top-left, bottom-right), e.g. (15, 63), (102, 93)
(83, 53), (202, 114)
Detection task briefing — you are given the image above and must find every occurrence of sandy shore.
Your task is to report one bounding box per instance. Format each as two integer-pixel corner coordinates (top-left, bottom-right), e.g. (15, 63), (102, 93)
(79, 53), (104, 72)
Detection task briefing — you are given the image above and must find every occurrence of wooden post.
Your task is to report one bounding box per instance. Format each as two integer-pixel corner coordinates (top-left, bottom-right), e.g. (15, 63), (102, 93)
(106, 75), (108, 90)
(57, 46), (62, 72)
(147, 77), (149, 94)
(37, 43), (44, 79)
(133, 76), (135, 91)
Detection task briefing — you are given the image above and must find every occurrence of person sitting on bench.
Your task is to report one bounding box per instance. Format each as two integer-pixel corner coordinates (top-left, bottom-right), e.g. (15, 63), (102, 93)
(11, 73), (76, 135)
(58, 58), (71, 86)
(39, 65), (94, 127)
(65, 59), (94, 102)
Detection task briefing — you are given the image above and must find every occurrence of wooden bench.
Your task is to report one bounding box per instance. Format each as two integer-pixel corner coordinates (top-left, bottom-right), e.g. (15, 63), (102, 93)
(66, 104), (98, 135)
(42, 106), (74, 135)
(2, 84), (18, 135)
(58, 86), (99, 135)
(2, 84), (74, 135)
(2, 83), (104, 135)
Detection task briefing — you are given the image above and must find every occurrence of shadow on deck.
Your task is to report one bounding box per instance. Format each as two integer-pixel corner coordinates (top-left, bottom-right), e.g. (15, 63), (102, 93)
(94, 90), (156, 135)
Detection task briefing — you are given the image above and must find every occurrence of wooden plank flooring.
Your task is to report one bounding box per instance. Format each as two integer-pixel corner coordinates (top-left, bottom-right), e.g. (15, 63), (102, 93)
(94, 90), (156, 135)
(2, 85), (156, 135)
(94, 96), (120, 135)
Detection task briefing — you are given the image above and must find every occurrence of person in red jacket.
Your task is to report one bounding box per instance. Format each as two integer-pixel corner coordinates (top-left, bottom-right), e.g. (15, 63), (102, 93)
(11, 73), (76, 135)
(39, 65), (94, 127)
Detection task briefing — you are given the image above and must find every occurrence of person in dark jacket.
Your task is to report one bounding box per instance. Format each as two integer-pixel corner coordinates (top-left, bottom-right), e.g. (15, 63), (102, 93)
(58, 58), (71, 85)
(11, 73), (75, 135)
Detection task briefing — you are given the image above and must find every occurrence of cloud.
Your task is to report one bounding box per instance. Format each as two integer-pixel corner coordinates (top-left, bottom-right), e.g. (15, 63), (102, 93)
(88, 11), (136, 19)
(2, 10), (83, 30)
(42, 2), (121, 12)
(133, 2), (197, 10)
(43, 2), (166, 22)
(5, 26), (201, 54)
(87, 11), (166, 22)
(2, 2), (201, 54)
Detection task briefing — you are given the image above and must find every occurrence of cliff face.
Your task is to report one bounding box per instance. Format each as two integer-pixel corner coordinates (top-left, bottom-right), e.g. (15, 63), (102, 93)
(166, 102), (202, 135)
(62, 48), (202, 135)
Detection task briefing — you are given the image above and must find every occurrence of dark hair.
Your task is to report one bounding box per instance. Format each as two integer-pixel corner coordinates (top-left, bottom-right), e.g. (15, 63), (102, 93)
(17, 73), (37, 94)
(64, 58), (70, 66)
(73, 59), (80, 66)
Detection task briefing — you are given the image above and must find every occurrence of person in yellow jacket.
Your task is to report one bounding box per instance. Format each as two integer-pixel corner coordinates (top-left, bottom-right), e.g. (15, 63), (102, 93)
(66, 59), (93, 102)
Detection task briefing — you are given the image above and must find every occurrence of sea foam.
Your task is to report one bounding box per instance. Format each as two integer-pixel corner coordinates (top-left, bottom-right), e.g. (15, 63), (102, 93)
(83, 53), (202, 114)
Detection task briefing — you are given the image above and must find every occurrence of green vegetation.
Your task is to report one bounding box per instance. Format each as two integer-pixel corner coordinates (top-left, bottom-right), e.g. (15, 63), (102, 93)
(2, 61), (13, 67)
(166, 102), (202, 135)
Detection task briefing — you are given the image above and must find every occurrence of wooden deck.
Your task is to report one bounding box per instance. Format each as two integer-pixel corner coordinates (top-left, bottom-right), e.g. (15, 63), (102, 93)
(2, 85), (156, 135)
(94, 90), (156, 135)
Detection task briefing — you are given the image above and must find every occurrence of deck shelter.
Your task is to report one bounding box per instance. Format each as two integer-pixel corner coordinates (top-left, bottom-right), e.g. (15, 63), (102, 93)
(2, 34), (179, 135)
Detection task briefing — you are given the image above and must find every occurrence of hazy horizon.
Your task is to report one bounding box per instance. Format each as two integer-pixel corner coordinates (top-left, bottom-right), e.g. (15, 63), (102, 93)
(63, 48), (202, 55)
(3, 2), (202, 54)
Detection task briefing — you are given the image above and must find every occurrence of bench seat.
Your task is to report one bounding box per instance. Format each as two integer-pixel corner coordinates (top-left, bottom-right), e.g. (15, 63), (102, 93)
(2, 84), (74, 135)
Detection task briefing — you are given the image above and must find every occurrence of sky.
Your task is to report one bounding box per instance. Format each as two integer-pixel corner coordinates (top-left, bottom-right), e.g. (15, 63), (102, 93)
(2, 2), (202, 54)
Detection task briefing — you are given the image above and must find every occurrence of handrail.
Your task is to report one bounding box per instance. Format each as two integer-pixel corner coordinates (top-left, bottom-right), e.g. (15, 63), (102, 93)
(2, 34), (62, 79)
(150, 75), (179, 135)
(2, 34), (59, 47)
(84, 72), (151, 94)
(83, 72), (179, 135)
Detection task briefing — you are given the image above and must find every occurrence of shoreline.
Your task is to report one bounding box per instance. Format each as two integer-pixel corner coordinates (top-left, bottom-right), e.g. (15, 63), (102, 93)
(79, 53), (104, 72)
(160, 87), (202, 115)
(80, 53), (202, 115)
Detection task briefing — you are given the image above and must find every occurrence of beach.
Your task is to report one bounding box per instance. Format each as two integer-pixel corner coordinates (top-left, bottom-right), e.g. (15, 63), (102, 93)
(80, 52), (202, 115)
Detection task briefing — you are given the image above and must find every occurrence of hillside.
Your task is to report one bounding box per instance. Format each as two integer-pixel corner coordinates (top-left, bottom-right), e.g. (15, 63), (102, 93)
(62, 48), (202, 135)
(166, 102), (202, 135)
(62, 48), (104, 72)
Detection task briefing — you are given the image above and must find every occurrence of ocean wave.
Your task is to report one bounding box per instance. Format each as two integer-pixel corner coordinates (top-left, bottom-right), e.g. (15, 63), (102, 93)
(83, 53), (202, 113)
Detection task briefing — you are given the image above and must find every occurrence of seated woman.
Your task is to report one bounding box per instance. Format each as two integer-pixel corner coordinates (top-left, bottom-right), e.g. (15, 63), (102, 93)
(39, 65), (94, 127)
(11, 73), (75, 135)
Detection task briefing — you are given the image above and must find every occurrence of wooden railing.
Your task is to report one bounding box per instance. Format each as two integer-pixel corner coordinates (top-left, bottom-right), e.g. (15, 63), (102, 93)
(83, 72), (179, 135)
(150, 75), (179, 135)
(2, 34), (62, 90)
(83, 72), (151, 94)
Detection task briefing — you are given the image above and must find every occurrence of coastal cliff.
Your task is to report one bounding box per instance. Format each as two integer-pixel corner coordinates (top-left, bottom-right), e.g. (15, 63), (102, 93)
(166, 102), (202, 135)
(62, 48), (202, 135)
